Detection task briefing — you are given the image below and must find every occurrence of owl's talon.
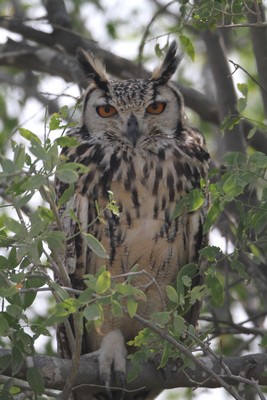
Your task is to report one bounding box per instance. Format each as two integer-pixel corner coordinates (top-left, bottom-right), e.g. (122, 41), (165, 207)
(101, 376), (113, 400)
(115, 371), (126, 388)
(97, 330), (127, 398)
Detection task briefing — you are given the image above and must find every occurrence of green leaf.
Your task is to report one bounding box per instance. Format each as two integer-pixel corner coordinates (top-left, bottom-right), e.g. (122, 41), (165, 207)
(14, 193), (33, 208)
(237, 83), (248, 97)
(206, 274), (224, 306)
(13, 144), (25, 170)
(0, 313), (9, 336)
(261, 333), (267, 348)
(177, 263), (198, 293)
(204, 200), (222, 233)
(230, 259), (248, 279)
(56, 136), (80, 147)
(0, 285), (18, 298)
(78, 288), (94, 304)
(127, 296), (138, 318)
(58, 183), (75, 208)
(166, 285), (178, 303)
(159, 344), (171, 368)
(14, 330), (34, 355)
(0, 354), (11, 374)
(249, 152), (267, 168)
(30, 141), (47, 160)
(0, 158), (15, 175)
(221, 115), (241, 132)
(181, 275), (192, 287)
(187, 189), (205, 212)
(95, 271), (111, 294)
(116, 283), (135, 296)
(20, 174), (46, 191)
(5, 217), (26, 237)
(31, 324), (51, 338)
(111, 300), (123, 317)
(199, 245), (222, 261)
(49, 113), (62, 131)
(247, 126), (257, 139)
(38, 206), (55, 222)
(6, 304), (22, 319)
(8, 247), (18, 268)
(60, 105), (69, 119)
(45, 230), (65, 250)
(27, 367), (44, 395)
(11, 347), (24, 375)
(180, 34), (195, 61)
(172, 197), (187, 219)
(223, 151), (247, 166)
(155, 43), (164, 57)
(48, 281), (69, 301)
(106, 21), (117, 39)
(84, 233), (109, 259)
(222, 174), (247, 200)
(151, 311), (170, 326)
(57, 167), (79, 184)
(19, 128), (41, 144)
(173, 313), (186, 336)
(238, 97), (247, 112)
(83, 304), (101, 321)
(45, 141), (59, 170)
(190, 285), (205, 304)
(59, 298), (79, 314)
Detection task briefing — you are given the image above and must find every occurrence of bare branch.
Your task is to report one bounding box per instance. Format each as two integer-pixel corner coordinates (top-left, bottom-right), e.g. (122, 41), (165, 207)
(247, 2), (267, 118)
(0, 348), (266, 397)
(201, 30), (246, 155)
(1, 16), (267, 156)
(42, 0), (72, 29)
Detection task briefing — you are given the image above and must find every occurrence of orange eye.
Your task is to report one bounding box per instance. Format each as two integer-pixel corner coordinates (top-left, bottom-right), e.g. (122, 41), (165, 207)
(146, 101), (166, 115)
(96, 104), (117, 118)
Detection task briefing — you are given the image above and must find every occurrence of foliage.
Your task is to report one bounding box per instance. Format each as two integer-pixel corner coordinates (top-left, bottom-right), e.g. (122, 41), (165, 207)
(1, 0), (267, 399)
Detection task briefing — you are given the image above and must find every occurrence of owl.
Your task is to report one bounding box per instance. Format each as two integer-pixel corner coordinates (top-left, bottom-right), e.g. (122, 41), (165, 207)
(56, 41), (210, 399)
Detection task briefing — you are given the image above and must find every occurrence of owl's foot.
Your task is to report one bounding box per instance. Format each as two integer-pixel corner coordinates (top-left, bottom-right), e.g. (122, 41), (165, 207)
(83, 329), (127, 399)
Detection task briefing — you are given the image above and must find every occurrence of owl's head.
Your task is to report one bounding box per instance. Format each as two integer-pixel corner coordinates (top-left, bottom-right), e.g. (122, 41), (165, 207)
(77, 42), (184, 147)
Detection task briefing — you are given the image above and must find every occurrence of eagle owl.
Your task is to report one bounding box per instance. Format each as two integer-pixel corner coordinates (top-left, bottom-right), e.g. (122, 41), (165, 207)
(56, 42), (209, 398)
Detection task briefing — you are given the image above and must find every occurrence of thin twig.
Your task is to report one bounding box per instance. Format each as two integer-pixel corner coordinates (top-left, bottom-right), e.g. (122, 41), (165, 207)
(128, 310), (244, 400)
(112, 269), (166, 308)
(138, 0), (176, 65)
(217, 22), (267, 28)
(0, 374), (60, 397)
(229, 59), (267, 95)
(60, 312), (82, 400)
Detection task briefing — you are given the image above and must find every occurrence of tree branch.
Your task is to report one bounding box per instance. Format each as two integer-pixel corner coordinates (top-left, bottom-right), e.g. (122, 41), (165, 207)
(201, 29), (246, 155)
(247, 2), (267, 117)
(0, 349), (266, 398)
(42, 0), (72, 29)
(1, 17), (267, 154)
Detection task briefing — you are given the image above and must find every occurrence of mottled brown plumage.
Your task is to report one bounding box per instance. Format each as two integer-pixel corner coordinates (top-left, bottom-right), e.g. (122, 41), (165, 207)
(55, 41), (209, 399)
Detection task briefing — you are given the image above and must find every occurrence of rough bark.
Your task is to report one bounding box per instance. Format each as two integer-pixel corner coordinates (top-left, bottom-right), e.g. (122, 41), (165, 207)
(0, 349), (267, 397)
(202, 30), (246, 156)
(247, 2), (267, 118)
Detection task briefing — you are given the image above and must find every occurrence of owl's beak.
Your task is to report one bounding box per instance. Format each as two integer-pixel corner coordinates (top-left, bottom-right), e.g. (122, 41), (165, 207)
(126, 114), (140, 147)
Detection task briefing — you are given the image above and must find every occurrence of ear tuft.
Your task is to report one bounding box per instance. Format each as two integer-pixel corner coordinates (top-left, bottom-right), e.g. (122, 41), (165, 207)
(151, 41), (182, 83)
(77, 48), (109, 85)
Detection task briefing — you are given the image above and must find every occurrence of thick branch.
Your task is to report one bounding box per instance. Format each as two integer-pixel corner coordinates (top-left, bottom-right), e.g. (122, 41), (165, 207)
(1, 17), (267, 154)
(0, 16), (146, 80)
(42, 0), (72, 29)
(202, 30), (246, 155)
(247, 3), (267, 118)
(0, 349), (266, 397)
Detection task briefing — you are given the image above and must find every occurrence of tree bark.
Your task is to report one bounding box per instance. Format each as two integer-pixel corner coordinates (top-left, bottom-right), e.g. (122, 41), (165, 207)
(0, 349), (267, 397)
(247, 2), (267, 118)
